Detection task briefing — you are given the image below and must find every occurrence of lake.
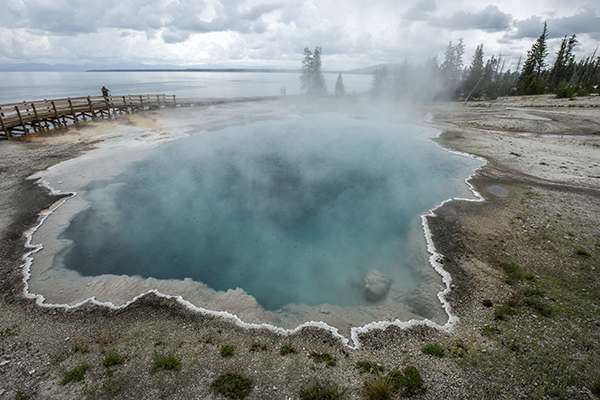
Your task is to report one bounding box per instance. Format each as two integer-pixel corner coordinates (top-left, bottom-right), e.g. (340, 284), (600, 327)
(0, 70), (372, 104)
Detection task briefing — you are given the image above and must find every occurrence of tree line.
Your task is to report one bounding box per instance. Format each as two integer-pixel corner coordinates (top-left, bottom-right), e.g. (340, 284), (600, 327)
(369, 22), (600, 101)
(301, 23), (599, 101)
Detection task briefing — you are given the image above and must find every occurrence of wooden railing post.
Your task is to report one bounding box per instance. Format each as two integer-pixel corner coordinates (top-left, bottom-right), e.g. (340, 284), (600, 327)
(156, 95), (161, 108)
(68, 98), (77, 121)
(0, 109), (11, 138)
(103, 96), (111, 115)
(87, 96), (95, 117)
(15, 105), (26, 133)
(31, 103), (41, 130)
(139, 95), (144, 110)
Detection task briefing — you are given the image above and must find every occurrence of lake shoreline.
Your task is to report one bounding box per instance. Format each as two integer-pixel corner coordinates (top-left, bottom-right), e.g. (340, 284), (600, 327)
(1, 95), (599, 399)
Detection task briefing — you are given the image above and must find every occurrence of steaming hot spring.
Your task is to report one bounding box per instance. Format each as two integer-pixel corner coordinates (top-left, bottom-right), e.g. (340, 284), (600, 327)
(25, 105), (482, 338)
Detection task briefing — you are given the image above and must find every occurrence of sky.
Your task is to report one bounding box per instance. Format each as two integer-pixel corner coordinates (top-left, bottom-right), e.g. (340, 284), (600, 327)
(1, 0), (599, 71)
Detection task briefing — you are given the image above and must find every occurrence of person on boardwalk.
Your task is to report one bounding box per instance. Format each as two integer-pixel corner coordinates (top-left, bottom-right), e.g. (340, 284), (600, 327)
(101, 86), (109, 97)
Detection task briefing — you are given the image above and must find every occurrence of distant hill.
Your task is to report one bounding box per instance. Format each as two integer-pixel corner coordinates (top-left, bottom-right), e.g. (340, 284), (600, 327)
(0, 63), (296, 72)
(344, 64), (403, 74)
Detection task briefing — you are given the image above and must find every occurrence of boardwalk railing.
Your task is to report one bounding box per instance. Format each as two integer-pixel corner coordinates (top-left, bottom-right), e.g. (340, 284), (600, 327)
(0, 94), (177, 138)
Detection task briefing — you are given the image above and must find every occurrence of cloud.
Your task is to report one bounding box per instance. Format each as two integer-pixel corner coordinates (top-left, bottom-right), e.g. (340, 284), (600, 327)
(403, 0), (437, 22)
(431, 5), (512, 33)
(2, 0), (282, 42)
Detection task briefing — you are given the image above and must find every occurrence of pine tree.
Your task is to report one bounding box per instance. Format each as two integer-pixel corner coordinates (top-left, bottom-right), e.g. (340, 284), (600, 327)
(549, 35), (577, 90)
(463, 44), (485, 100)
(371, 65), (389, 95)
(300, 47), (327, 96)
(300, 47), (314, 93)
(517, 22), (549, 95)
(440, 38), (465, 98)
(335, 73), (346, 96)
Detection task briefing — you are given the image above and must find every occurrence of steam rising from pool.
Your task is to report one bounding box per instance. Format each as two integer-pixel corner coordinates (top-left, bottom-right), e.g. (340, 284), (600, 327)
(56, 113), (481, 312)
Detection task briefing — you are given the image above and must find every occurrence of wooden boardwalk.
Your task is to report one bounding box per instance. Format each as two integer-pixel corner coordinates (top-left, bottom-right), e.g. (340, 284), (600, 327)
(0, 94), (280, 139)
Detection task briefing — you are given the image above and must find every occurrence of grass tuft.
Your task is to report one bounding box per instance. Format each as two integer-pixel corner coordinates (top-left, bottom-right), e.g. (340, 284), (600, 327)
(364, 375), (394, 400)
(575, 247), (591, 256)
(103, 349), (125, 367)
(422, 344), (445, 357)
(211, 373), (253, 399)
(59, 362), (90, 385)
(300, 379), (346, 400)
(279, 344), (297, 355)
(151, 350), (181, 373)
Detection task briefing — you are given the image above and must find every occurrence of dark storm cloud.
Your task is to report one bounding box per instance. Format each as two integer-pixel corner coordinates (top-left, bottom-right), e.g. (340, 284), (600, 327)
(508, 6), (600, 40)
(430, 5), (512, 32)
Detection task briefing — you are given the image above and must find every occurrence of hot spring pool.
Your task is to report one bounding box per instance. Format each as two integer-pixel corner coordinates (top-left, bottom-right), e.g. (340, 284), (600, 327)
(26, 107), (483, 335)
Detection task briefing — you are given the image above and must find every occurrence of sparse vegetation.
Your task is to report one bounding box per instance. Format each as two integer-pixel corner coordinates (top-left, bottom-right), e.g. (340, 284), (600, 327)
(211, 373), (253, 399)
(309, 351), (336, 367)
(151, 350), (181, 373)
(103, 349), (125, 367)
(249, 340), (267, 352)
(279, 344), (297, 355)
(500, 262), (534, 284)
(300, 379), (346, 400)
(356, 360), (384, 374)
(59, 362), (91, 385)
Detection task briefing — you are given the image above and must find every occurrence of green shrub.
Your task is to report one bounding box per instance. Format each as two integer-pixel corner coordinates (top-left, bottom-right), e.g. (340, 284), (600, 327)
(556, 80), (577, 98)
(279, 344), (297, 355)
(300, 379), (346, 400)
(422, 344), (445, 357)
(151, 350), (181, 373)
(59, 362), (90, 385)
(211, 373), (253, 399)
(221, 344), (235, 357)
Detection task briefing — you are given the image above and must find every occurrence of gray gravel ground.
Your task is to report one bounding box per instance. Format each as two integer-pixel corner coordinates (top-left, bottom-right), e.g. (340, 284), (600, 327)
(1, 95), (599, 399)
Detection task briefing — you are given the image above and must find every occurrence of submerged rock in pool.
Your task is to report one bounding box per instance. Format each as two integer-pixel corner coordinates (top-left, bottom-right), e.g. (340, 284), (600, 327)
(363, 269), (393, 302)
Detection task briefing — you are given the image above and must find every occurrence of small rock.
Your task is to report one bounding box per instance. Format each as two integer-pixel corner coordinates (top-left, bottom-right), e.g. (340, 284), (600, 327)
(363, 269), (393, 302)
